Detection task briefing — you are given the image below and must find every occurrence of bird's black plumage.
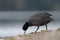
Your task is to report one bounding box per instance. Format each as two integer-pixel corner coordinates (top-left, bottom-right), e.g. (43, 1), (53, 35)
(22, 12), (53, 34)
(22, 22), (31, 31)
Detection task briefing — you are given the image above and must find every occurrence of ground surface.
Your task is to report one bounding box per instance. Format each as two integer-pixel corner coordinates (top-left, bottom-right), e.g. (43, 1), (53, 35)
(0, 28), (60, 40)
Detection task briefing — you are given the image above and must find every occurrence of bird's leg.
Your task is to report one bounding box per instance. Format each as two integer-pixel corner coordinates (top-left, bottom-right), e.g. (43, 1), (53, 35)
(46, 24), (48, 31)
(35, 26), (39, 33)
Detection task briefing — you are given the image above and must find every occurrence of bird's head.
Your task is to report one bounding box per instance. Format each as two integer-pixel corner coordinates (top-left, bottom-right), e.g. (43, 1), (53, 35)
(22, 22), (30, 32)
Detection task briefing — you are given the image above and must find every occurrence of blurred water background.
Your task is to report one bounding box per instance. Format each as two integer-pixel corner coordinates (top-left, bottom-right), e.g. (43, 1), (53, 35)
(0, 0), (60, 11)
(0, 11), (60, 37)
(0, 0), (60, 37)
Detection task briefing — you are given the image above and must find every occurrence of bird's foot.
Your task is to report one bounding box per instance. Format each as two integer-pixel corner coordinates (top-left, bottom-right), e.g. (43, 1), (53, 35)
(45, 30), (48, 32)
(30, 32), (37, 34)
(30, 32), (34, 34)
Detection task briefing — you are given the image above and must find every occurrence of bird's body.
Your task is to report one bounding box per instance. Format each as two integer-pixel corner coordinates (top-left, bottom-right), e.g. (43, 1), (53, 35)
(22, 12), (53, 34)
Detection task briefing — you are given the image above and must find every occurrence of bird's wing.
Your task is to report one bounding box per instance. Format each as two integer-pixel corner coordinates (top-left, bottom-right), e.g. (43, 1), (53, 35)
(28, 17), (43, 25)
(32, 12), (52, 18)
(27, 12), (53, 25)
(44, 12), (52, 16)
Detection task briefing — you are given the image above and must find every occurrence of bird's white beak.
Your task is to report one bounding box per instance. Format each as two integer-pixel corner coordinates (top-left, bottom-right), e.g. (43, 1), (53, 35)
(24, 31), (26, 34)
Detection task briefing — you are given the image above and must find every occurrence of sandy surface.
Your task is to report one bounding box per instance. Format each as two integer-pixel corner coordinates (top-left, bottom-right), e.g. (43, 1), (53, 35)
(0, 28), (60, 40)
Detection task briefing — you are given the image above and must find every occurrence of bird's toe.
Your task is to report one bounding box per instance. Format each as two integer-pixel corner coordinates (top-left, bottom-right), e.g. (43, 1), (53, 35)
(30, 32), (37, 34)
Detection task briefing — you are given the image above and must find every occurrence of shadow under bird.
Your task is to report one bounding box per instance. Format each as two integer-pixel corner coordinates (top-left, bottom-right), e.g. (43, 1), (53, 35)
(22, 12), (53, 34)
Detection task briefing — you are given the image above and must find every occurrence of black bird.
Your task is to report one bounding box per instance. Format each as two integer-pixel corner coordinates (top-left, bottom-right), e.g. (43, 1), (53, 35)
(22, 12), (53, 34)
